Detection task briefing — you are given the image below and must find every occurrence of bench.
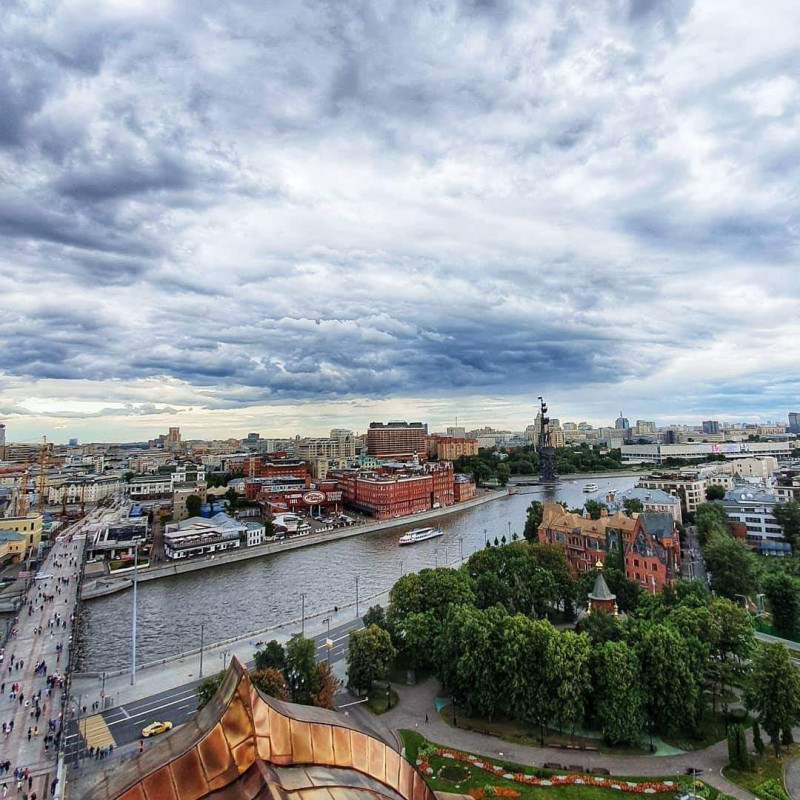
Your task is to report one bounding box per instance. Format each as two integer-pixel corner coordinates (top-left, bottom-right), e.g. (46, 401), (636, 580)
(544, 763), (562, 770)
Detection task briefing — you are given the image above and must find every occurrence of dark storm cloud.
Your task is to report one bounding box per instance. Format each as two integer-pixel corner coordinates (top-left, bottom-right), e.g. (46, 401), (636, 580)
(0, 0), (798, 422)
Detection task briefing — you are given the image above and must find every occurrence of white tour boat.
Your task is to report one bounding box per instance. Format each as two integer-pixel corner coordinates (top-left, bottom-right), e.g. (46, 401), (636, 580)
(398, 526), (444, 546)
(583, 482), (599, 492)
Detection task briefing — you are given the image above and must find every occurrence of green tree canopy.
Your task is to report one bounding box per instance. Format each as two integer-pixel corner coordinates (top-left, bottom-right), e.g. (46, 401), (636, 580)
(745, 642), (800, 757)
(592, 640), (644, 746)
(584, 500), (608, 520)
(285, 633), (319, 704)
(347, 624), (396, 693)
(763, 572), (800, 638)
(623, 498), (644, 515)
(196, 672), (224, 710)
(362, 604), (388, 630)
(523, 501), (544, 542)
(706, 484), (726, 501)
(387, 567), (474, 630)
(254, 640), (287, 673)
(773, 501), (800, 550)
(704, 534), (758, 600)
(186, 493), (203, 517)
(695, 502), (728, 546)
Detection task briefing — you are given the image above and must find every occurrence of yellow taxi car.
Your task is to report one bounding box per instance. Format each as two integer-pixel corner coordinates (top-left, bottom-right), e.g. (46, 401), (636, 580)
(141, 720), (173, 738)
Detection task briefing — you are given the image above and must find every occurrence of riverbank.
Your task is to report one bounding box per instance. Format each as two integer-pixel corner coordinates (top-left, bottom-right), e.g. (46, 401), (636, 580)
(81, 489), (509, 601)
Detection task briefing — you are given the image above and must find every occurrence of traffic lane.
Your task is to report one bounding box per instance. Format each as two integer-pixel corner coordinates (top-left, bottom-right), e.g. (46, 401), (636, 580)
(69, 618), (364, 751)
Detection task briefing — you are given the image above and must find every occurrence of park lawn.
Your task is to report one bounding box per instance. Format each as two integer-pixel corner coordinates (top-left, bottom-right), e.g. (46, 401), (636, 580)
(437, 704), (649, 756)
(366, 687), (399, 715)
(722, 743), (800, 797)
(662, 708), (749, 752)
(398, 731), (682, 800)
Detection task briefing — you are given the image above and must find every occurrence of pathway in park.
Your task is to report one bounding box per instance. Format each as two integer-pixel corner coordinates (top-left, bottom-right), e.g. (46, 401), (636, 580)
(0, 526), (86, 799)
(381, 677), (755, 800)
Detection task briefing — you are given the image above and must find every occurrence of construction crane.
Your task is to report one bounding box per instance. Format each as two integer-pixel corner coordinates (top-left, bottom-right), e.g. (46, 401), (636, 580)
(37, 435), (48, 512)
(16, 459), (29, 516)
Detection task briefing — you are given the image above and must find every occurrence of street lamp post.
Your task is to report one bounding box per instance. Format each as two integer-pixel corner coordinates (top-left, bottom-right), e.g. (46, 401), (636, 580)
(484, 528), (488, 547)
(355, 576), (360, 618)
(199, 622), (205, 678)
(458, 537), (463, 562)
(130, 544), (138, 686)
(301, 593), (306, 635)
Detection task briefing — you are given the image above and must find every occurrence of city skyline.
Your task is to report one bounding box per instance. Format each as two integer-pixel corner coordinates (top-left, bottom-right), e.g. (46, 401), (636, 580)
(1, 1), (799, 442)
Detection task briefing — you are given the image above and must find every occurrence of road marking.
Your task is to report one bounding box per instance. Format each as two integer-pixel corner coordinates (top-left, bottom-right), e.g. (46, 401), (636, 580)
(78, 714), (116, 749)
(106, 693), (200, 727)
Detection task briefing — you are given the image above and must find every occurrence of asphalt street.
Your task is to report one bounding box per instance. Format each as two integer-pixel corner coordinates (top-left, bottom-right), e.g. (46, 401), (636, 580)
(65, 617), (362, 758)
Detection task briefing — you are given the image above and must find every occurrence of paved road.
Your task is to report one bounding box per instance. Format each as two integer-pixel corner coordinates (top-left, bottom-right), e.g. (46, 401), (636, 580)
(0, 523), (87, 798)
(64, 617), (361, 758)
(681, 524), (707, 583)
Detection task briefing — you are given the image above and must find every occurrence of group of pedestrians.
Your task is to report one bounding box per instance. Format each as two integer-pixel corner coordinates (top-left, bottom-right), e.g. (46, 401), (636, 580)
(0, 532), (82, 799)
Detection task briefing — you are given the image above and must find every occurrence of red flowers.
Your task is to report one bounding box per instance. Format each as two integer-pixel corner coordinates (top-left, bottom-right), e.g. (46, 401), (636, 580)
(417, 746), (674, 795)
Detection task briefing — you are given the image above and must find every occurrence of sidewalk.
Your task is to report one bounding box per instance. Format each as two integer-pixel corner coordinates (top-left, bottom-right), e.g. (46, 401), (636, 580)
(381, 678), (755, 800)
(0, 523), (87, 788)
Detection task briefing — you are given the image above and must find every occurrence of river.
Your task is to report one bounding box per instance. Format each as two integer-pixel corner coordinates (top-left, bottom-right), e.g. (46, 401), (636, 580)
(75, 475), (637, 671)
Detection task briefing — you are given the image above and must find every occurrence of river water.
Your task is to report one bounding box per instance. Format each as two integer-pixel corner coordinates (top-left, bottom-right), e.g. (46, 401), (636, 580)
(76, 476), (637, 671)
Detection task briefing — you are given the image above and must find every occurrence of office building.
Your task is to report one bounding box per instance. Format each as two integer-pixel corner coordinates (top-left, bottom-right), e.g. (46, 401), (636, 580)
(366, 421), (427, 461)
(702, 420), (720, 435)
(0, 423), (5, 448)
(636, 472), (733, 514)
(789, 412), (800, 434)
(615, 412), (630, 430)
(722, 487), (789, 555)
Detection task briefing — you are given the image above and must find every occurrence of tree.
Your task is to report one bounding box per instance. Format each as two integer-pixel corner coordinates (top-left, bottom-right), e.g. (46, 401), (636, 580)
(285, 633), (319, 704)
(592, 641), (643, 746)
(396, 609), (438, 676)
(773, 501), (800, 550)
(706, 484), (726, 501)
(552, 631), (591, 738)
(579, 609), (623, 644)
(753, 718), (765, 755)
(251, 668), (288, 700)
(745, 642), (800, 757)
(362, 604), (387, 630)
(186, 494), (203, 517)
(387, 568), (474, 631)
(254, 640), (287, 673)
(695, 502), (728, 546)
(623, 498), (644, 515)
(704, 535), (757, 600)
(523, 500), (544, 542)
(496, 462), (510, 486)
(347, 624), (396, 693)
(637, 623), (698, 736)
(122, 471), (135, 483)
(727, 723), (750, 770)
(763, 572), (800, 637)
(197, 672), (224, 709)
(311, 661), (340, 709)
(584, 500), (608, 520)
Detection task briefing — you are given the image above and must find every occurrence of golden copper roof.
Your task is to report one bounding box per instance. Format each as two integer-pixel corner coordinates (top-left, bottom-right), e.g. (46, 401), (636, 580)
(86, 658), (436, 800)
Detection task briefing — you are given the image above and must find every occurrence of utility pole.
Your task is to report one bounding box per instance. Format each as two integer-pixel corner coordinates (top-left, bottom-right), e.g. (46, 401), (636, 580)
(355, 576), (360, 618)
(301, 593), (306, 635)
(458, 536), (464, 561)
(199, 622), (205, 678)
(130, 545), (138, 685)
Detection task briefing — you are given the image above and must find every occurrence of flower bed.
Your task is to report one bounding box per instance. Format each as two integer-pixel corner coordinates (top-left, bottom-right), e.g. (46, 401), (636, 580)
(416, 747), (676, 795)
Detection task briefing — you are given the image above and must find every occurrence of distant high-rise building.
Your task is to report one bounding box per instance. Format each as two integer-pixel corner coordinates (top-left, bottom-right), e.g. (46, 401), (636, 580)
(0, 423), (5, 448)
(367, 421), (427, 461)
(615, 412), (630, 430)
(789, 413), (800, 434)
(562, 422), (577, 431)
(166, 427), (182, 451)
(446, 426), (466, 438)
(68, 438), (79, 447)
(245, 432), (260, 443)
(635, 420), (657, 435)
(702, 420), (720, 435)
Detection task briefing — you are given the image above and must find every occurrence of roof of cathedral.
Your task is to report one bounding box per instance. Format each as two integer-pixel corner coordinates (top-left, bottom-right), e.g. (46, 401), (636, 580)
(83, 657), (436, 800)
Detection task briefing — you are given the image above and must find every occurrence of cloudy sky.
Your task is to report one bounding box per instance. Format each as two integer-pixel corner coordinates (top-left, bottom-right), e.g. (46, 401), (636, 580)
(1, 0), (799, 443)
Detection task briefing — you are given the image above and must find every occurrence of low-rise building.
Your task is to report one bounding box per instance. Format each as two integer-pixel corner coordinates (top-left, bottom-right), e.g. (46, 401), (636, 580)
(0, 530), (26, 565)
(537, 503), (680, 592)
(163, 512), (245, 559)
(621, 441), (795, 463)
(722, 487), (788, 555)
(0, 513), (43, 554)
(605, 487), (683, 524)
(636, 472), (734, 515)
(172, 483), (208, 521)
(85, 503), (150, 561)
(48, 475), (121, 505)
(453, 474), (476, 503)
(127, 474), (173, 499)
(425, 435), (479, 461)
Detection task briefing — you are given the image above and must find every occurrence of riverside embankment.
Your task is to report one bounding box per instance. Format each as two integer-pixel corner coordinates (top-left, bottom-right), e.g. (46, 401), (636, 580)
(77, 474), (640, 671)
(81, 489), (508, 600)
